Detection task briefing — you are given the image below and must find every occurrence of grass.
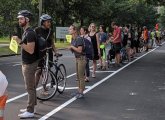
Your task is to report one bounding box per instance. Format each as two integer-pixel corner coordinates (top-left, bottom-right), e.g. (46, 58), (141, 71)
(55, 41), (70, 49)
(0, 37), (70, 56)
(0, 46), (20, 56)
(0, 37), (10, 43)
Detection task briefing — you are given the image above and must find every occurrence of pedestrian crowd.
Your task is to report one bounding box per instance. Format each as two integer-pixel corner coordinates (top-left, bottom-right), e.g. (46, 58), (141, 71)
(68, 21), (165, 102)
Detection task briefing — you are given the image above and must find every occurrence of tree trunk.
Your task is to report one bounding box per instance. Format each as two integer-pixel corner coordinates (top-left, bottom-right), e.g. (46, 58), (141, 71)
(80, 19), (84, 26)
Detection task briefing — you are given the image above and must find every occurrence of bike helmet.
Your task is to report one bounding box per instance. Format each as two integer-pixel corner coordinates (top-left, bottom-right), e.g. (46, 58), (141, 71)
(17, 10), (32, 19)
(40, 14), (52, 25)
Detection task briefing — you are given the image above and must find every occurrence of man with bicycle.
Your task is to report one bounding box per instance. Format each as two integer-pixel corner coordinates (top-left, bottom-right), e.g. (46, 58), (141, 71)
(35, 14), (57, 87)
(12, 10), (39, 118)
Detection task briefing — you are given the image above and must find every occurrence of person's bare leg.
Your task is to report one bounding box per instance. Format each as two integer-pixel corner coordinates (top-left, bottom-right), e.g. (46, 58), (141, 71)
(92, 60), (97, 77)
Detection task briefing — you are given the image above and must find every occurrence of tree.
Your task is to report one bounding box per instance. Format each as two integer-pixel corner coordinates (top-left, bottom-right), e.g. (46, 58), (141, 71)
(0, 0), (161, 37)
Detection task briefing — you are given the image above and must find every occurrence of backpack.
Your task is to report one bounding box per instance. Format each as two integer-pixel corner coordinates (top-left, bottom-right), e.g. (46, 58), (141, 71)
(35, 28), (51, 59)
(35, 29), (51, 59)
(81, 37), (94, 60)
(35, 35), (47, 59)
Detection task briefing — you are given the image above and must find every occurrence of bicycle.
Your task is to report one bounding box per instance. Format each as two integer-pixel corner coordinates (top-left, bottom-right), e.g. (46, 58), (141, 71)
(36, 47), (67, 101)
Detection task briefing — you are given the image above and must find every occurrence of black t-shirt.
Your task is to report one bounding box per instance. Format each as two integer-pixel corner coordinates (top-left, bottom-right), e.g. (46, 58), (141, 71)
(34, 27), (54, 60)
(35, 27), (54, 47)
(21, 27), (38, 64)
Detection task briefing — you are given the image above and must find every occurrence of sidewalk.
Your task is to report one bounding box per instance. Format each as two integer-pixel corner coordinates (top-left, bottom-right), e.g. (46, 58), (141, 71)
(0, 44), (9, 48)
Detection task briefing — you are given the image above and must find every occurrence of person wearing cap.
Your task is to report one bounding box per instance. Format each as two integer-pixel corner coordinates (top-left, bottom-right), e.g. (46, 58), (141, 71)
(12, 10), (39, 118)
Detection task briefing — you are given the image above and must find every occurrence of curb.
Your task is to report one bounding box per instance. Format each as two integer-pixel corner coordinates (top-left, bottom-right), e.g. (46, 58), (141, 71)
(0, 54), (20, 58)
(0, 48), (67, 58)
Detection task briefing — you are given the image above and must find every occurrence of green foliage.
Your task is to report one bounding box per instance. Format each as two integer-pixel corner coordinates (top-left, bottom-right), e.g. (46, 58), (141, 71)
(0, 0), (162, 37)
(158, 6), (165, 29)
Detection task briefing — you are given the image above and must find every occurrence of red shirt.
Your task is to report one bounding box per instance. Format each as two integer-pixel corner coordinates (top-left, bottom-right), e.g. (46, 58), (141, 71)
(113, 26), (121, 43)
(143, 29), (148, 41)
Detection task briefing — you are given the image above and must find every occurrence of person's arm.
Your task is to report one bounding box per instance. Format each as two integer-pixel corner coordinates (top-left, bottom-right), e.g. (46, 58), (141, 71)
(69, 45), (83, 53)
(20, 42), (35, 54)
(68, 38), (83, 53)
(12, 35), (35, 54)
(96, 33), (100, 55)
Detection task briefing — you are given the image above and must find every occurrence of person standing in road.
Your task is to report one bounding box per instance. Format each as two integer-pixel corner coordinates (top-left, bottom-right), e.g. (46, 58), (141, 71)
(111, 22), (122, 66)
(89, 23), (100, 77)
(68, 24), (86, 99)
(12, 10), (38, 118)
(98, 25), (108, 70)
(143, 26), (149, 52)
(80, 26), (91, 82)
(35, 14), (57, 87)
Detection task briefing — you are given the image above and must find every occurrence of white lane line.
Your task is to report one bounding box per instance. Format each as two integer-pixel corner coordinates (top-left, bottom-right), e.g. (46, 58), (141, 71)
(7, 85), (90, 103)
(39, 43), (164, 120)
(133, 57), (139, 59)
(6, 73), (76, 103)
(6, 93), (28, 103)
(13, 63), (21, 66)
(90, 70), (116, 73)
(66, 73), (76, 78)
(65, 86), (91, 90)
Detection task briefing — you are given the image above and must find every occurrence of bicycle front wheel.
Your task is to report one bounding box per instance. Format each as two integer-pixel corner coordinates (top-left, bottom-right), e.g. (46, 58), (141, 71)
(56, 64), (67, 94)
(36, 68), (58, 101)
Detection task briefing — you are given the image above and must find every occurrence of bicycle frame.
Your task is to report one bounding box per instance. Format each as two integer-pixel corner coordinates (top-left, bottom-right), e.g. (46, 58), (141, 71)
(41, 48), (51, 85)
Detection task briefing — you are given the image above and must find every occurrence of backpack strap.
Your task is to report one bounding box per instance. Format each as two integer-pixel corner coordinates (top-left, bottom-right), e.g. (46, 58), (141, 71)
(78, 36), (85, 55)
(22, 28), (35, 42)
(45, 29), (51, 41)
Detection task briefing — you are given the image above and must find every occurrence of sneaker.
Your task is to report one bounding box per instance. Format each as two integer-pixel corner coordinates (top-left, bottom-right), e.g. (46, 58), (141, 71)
(92, 73), (96, 78)
(85, 77), (89, 82)
(75, 93), (84, 99)
(18, 111), (34, 118)
(20, 109), (36, 113)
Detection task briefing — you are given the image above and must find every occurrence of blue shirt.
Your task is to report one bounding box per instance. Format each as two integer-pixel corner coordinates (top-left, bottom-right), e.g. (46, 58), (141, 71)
(99, 32), (108, 44)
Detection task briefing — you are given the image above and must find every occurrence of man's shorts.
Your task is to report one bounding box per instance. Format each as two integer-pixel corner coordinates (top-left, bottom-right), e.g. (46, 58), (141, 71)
(113, 43), (122, 54)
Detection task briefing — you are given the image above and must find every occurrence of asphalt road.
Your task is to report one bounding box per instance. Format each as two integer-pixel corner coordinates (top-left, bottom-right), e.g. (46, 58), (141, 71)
(1, 43), (165, 120)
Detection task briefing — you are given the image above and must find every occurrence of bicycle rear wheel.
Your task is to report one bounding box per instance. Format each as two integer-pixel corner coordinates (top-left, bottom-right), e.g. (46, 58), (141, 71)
(56, 64), (67, 94)
(36, 68), (57, 101)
